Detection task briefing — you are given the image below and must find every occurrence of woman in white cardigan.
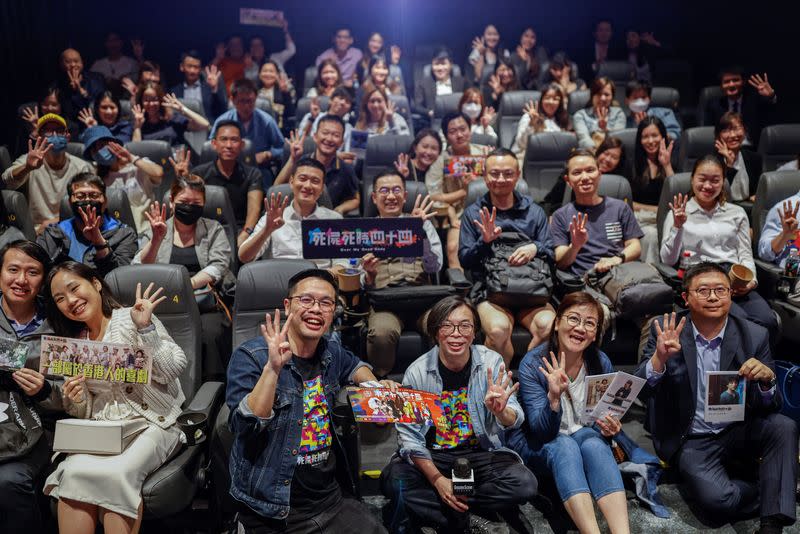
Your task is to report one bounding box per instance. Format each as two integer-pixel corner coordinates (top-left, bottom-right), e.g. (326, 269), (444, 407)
(43, 261), (186, 534)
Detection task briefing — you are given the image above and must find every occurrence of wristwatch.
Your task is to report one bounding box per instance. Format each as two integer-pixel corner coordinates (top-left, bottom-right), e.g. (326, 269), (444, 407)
(244, 227), (254, 235)
(761, 376), (777, 390)
(615, 251), (626, 262)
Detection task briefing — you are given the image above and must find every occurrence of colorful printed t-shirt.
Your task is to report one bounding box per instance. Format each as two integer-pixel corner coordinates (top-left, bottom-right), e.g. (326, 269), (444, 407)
(289, 353), (340, 516)
(427, 357), (478, 450)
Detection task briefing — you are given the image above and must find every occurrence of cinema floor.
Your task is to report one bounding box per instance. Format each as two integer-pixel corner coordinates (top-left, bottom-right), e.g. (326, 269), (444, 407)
(358, 402), (800, 534)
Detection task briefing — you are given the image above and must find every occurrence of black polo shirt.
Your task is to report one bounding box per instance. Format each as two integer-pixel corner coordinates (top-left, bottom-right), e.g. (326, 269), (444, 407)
(303, 152), (358, 209)
(191, 159), (262, 226)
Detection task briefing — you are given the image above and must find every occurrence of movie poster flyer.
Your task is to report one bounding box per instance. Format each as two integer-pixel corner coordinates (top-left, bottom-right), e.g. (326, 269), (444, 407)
(347, 387), (446, 427)
(39, 335), (152, 385)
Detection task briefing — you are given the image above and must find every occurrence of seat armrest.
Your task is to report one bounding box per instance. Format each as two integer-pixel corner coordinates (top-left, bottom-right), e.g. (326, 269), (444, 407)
(755, 258), (783, 299)
(654, 262), (679, 280)
(446, 268), (472, 291)
(182, 381), (225, 437)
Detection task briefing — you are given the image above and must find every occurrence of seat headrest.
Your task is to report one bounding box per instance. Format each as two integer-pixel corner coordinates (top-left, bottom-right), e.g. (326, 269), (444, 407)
(234, 259), (317, 312)
(465, 179), (529, 208)
(125, 140), (171, 167)
(681, 126), (715, 156)
(597, 61), (634, 81)
(104, 264), (198, 315)
(2, 190), (36, 241)
(498, 91), (541, 116)
(650, 87), (680, 110)
(525, 131), (579, 160)
(364, 135), (413, 166)
(758, 124), (800, 153)
(567, 90), (591, 115)
(434, 93), (463, 118)
(753, 171), (800, 236)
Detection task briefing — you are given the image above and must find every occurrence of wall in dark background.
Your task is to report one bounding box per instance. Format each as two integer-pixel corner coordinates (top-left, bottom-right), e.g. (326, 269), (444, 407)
(0, 0), (792, 150)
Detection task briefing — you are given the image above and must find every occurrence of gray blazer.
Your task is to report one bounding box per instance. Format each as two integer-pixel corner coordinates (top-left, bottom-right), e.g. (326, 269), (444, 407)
(133, 217), (231, 284)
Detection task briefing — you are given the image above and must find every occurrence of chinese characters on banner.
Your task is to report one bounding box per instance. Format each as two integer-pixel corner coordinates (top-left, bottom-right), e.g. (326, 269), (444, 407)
(39, 335), (152, 385)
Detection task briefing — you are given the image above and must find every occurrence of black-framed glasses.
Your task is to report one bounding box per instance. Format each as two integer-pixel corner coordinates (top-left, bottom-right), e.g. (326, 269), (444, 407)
(692, 287), (731, 300)
(563, 313), (599, 332)
(439, 322), (474, 336)
(290, 295), (336, 312)
(377, 186), (404, 196)
(71, 192), (104, 201)
(487, 170), (516, 180)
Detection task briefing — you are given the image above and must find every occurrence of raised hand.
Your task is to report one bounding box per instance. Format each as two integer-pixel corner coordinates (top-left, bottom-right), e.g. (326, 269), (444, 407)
(484, 364), (520, 416)
(22, 105), (39, 129)
(596, 106), (609, 131)
(144, 201), (168, 242)
(287, 129), (306, 162)
(748, 73), (775, 98)
(569, 213), (589, 249)
(516, 44), (529, 61)
(385, 98), (397, 120)
(131, 103), (145, 129)
(107, 142), (135, 166)
(67, 67), (84, 92)
(390, 45), (402, 65)
(393, 152), (410, 179)
(488, 74), (502, 95)
(640, 32), (661, 47)
(480, 105), (496, 128)
(25, 137), (52, 170)
(657, 138), (674, 168)
(262, 308), (293, 374)
(277, 71), (291, 93)
(161, 93), (184, 112)
(596, 414), (622, 437)
(78, 107), (98, 127)
(523, 100), (540, 123)
(77, 204), (104, 244)
(714, 138), (735, 167)
(131, 39), (145, 60)
(779, 200), (800, 237)
(309, 96), (321, 118)
(204, 65), (221, 92)
(122, 77), (138, 98)
(474, 206), (502, 243)
(472, 36), (486, 55)
(410, 194), (435, 221)
(652, 312), (686, 369)
(669, 193), (688, 229)
(633, 110), (647, 125)
(130, 282), (167, 330)
(263, 192), (289, 234)
(168, 145), (191, 177)
(539, 351), (569, 409)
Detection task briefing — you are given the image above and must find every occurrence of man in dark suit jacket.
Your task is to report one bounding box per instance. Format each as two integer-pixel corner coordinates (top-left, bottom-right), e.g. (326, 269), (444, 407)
(704, 66), (777, 146)
(636, 262), (796, 533)
(412, 50), (465, 122)
(575, 19), (626, 81)
(170, 50), (228, 122)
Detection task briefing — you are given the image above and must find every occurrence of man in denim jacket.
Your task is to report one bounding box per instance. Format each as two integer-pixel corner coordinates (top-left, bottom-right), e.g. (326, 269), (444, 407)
(226, 269), (396, 533)
(380, 296), (537, 532)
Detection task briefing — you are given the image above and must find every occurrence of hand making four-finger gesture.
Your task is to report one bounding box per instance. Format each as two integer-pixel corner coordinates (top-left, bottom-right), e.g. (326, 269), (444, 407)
(779, 200), (799, 237)
(748, 73), (775, 99)
(25, 137), (52, 171)
(484, 364), (519, 416)
(144, 201), (168, 243)
(130, 282), (167, 330)
(169, 145), (192, 177)
(410, 194), (435, 221)
(652, 312), (686, 371)
(78, 107), (98, 128)
(539, 351), (569, 411)
(393, 152), (410, 179)
(262, 309), (294, 374)
(669, 193), (688, 229)
(204, 65), (221, 92)
(263, 192), (289, 234)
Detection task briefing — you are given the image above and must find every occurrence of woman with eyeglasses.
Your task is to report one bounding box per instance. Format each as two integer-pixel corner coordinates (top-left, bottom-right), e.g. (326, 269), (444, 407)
(713, 112), (763, 203)
(661, 155), (777, 334)
(508, 291), (631, 534)
(381, 295), (537, 533)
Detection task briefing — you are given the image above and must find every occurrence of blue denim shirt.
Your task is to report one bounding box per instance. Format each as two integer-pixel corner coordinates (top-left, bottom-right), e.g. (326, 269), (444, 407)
(210, 108), (285, 160)
(396, 344), (524, 463)
(225, 335), (370, 519)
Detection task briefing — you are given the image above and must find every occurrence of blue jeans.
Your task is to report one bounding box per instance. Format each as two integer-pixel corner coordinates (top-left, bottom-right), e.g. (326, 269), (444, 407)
(528, 427), (624, 501)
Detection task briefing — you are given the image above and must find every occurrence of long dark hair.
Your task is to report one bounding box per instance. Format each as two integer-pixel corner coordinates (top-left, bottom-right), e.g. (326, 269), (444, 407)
(539, 83), (570, 130)
(546, 291), (605, 376)
(595, 136), (626, 174)
(633, 116), (669, 193)
(45, 261), (121, 337)
(93, 91), (122, 127)
(494, 58), (520, 92)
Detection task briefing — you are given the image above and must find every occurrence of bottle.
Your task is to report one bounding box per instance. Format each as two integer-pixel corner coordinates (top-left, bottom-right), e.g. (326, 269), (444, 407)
(785, 248), (800, 278)
(677, 250), (693, 279)
(344, 258), (360, 275)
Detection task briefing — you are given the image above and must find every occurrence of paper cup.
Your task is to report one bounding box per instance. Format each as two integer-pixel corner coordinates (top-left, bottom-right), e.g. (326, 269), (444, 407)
(335, 265), (361, 292)
(728, 264), (754, 291)
(176, 411), (207, 446)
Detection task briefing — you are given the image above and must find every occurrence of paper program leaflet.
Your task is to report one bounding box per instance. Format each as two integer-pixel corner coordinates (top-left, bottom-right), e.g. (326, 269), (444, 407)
(581, 371), (645, 425)
(0, 337), (30, 370)
(704, 371), (746, 424)
(347, 387), (446, 427)
(39, 335), (153, 385)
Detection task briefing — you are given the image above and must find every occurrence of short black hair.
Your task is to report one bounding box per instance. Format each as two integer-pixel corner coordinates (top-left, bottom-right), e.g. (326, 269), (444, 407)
(372, 168), (405, 189)
(626, 80), (652, 98)
(718, 65), (744, 80)
(180, 49), (202, 63)
(287, 268), (338, 297)
(682, 262), (729, 292)
(441, 112), (470, 136)
(213, 119), (243, 137)
(330, 86), (354, 103)
(68, 172), (106, 197)
(231, 78), (257, 98)
(294, 157), (326, 176)
(425, 295), (481, 339)
(317, 113), (346, 133)
(0, 240), (50, 271)
(486, 147), (517, 162)
(432, 47), (452, 62)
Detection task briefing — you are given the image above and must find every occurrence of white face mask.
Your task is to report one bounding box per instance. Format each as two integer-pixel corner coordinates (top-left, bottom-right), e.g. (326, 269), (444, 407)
(462, 102), (482, 120)
(629, 98), (650, 113)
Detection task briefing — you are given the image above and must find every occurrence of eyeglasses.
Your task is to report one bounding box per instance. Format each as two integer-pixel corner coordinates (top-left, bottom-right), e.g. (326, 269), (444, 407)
(439, 322), (474, 336)
(487, 170), (516, 180)
(563, 313), (599, 332)
(691, 287), (731, 300)
(290, 295), (336, 312)
(377, 186), (404, 196)
(72, 192), (103, 201)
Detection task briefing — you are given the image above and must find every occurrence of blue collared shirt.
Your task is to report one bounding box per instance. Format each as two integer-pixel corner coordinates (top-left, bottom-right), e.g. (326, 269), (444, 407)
(757, 191), (800, 268)
(210, 109), (285, 162)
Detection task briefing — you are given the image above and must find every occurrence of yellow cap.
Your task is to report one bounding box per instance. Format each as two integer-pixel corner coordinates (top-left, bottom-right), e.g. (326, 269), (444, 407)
(37, 113), (67, 130)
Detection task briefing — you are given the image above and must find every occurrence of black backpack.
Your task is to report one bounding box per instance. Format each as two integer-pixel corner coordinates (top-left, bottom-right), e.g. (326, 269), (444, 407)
(472, 232), (554, 308)
(0, 388), (44, 463)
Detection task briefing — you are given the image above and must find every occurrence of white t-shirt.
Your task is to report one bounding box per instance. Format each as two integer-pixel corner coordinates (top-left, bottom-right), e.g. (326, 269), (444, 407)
(104, 160), (156, 232)
(90, 56), (139, 81)
(559, 365), (587, 436)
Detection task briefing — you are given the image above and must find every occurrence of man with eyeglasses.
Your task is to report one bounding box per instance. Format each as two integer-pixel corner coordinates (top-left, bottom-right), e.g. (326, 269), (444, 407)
(361, 170), (443, 377)
(210, 79), (285, 189)
(36, 172), (137, 277)
(274, 114), (359, 214)
(238, 157), (347, 270)
(2, 113), (93, 233)
(191, 120), (263, 245)
(637, 262), (796, 533)
(227, 269), (394, 533)
(459, 147), (555, 367)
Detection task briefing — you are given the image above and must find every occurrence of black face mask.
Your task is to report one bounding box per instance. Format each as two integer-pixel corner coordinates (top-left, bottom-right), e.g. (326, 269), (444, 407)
(174, 203), (204, 225)
(71, 200), (104, 217)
